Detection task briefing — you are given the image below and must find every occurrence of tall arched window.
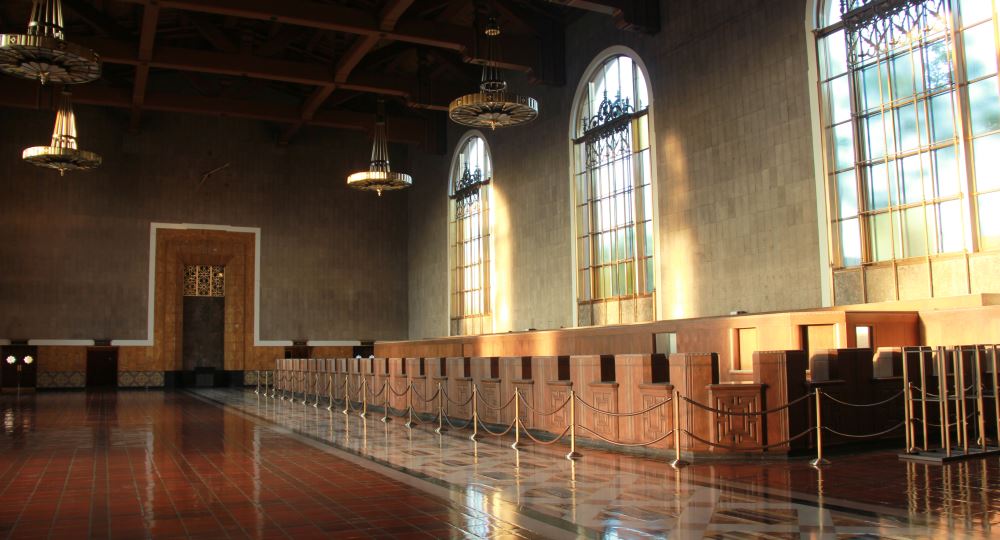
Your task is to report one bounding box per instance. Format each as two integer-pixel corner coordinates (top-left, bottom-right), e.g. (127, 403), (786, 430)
(450, 134), (492, 336)
(816, 0), (1000, 302)
(573, 52), (655, 326)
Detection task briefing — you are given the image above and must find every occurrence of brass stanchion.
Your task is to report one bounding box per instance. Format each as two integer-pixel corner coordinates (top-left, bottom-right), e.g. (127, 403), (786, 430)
(992, 345), (999, 448)
(902, 350), (913, 453)
(919, 348), (929, 451)
(958, 347), (968, 454)
(404, 381), (415, 428)
(435, 382), (446, 434)
(670, 389), (687, 468)
(511, 387), (521, 450)
(810, 388), (829, 467)
(974, 347), (986, 452)
(566, 389), (581, 460)
(301, 372), (310, 405)
(359, 378), (368, 418)
(470, 385), (479, 441)
(326, 373), (334, 411)
(381, 381), (391, 423)
(255, 370), (260, 394)
(313, 372), (321, 408)
(279, 371), (286, 400)
(940, 347), (951, 457)
(342, 377), (350, 415)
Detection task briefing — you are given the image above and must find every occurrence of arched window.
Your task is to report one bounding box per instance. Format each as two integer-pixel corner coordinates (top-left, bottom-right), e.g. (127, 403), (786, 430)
(573, 53), (655, 326)
(449, 134), (492, 336)
(816, 0), (1000, 300)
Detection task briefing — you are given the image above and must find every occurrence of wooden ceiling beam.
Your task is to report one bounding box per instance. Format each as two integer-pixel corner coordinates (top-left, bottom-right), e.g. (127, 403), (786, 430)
(61, 0), (133, 40)
(130, 1), (160, 131)
(113, 0), (537, 71)
(73, 37), (458, 109)
(282, 0), (416, 145)
(188, 14), (240, 53)
(540, 0), (659, 33)
(0, 79), (427, 144)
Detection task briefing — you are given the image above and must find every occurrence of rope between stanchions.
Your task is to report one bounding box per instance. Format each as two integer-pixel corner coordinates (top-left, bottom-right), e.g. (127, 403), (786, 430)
(681, 427), (816, 451)
(576, 424), (675, 447)
(573, 395), (673, 417)
(681, 393), (811, 416)
(388, 383), (408, 397)
(516, 394), (571, 416)
(820, 390), (904, 407)
(442, 388), (473, 407)
(370, 381), (387, 398)
(477, 392), (516, 411)
(822, 422), (905, 439)
(521, 425), (571, 445)
(444, 413), (474, 430)
(475, 416), (516, 437)
(411, 385), (440, 404)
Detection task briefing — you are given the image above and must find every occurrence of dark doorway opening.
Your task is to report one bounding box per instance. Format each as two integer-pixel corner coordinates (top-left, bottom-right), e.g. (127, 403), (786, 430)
(183, 296), (225, 387)
(86, 347), (118, 388)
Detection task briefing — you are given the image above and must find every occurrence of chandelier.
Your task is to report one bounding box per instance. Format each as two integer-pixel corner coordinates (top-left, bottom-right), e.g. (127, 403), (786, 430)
(347, 98), (412, 196)
(23, 91), (101, 175)
(0, 0), (101, 85)
(448, 18), (538, 130)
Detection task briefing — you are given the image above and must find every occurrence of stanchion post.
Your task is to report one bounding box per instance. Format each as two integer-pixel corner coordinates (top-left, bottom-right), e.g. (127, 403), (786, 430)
(255, 370), (260, 394)
(566, 389), (581, 460)
(404, 381), (415, 428)
(919, 348), (928, 451)
(974, 346), (986, 452)
(326, 374), (334, 411)
(435, 382), (445, 434)
(359, 378), (368, 418)
(313, 372), (321, 408)
(992, 345), (999, 449)
(810, 388), (829, 467)
(511, 387), (521, 450)
(902, 350), (913, 453)
(302, 372), (310, 405)
(342, 377), (350, 415)
(958, 347), (969, 454)
(278, 371), (286, 400)
(940, 346), (952, 457)
(470, 385), (479, 441)
(669, 389), (687, 468)
(381, 381), (391, 423)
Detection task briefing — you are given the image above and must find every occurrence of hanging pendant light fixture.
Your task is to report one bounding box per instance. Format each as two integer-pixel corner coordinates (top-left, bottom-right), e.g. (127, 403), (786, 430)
(23, 91), (101, 175)
(347, 98), (412, 196)
(0, 0), (101, 85)
(448, 17), (538, 130)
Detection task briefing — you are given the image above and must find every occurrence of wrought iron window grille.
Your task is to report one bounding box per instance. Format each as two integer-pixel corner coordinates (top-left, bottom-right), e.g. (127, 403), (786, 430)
(574, 91), (647, 168)
(841, 0), (949, 63)
(450, 164), (490, 216)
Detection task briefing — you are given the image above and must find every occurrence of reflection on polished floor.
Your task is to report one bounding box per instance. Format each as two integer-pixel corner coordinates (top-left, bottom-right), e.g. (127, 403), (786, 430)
(1, 390), (997, 539)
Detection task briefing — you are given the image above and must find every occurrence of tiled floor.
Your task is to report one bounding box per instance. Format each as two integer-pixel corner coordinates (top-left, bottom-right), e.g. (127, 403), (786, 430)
(0, 391), (540, 539)
(1, 389), (997, 539)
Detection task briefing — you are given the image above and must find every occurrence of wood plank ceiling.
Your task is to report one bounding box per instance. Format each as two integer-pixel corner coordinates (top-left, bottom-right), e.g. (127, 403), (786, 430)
(0, 0), (659, 149)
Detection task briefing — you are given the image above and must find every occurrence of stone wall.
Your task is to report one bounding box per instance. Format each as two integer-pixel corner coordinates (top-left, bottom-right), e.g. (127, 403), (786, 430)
(407, 0), (823, 337)
(0, 107), (410, 342)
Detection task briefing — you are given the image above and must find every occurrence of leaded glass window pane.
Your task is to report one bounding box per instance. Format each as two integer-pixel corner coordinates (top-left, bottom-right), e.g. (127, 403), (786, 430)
(817, 0), (1000, 266)
(450, 136), (492, 334)
(573, 54), (655, 313)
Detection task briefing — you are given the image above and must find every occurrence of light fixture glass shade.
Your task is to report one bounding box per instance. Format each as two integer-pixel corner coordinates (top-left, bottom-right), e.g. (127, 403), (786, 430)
(449, 18), (537, 130)
(0, 0), (101, 85)
(23, 91), (102, 175)
(5, 356), (15, 365)
(23, 356), (33, 364)
(347, 99), (412, 196)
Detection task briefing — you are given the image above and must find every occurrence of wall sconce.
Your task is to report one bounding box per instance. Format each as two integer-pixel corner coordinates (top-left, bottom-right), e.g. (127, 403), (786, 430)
(5, 356), (14, 365)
